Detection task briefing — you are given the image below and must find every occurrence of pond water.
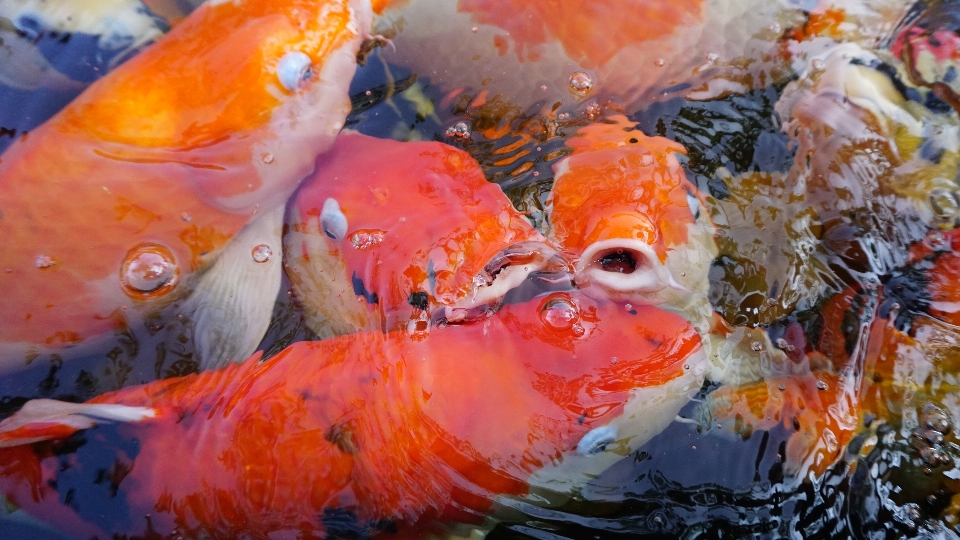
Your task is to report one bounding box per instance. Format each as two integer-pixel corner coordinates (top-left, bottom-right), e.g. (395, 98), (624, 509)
(3, 0), (960, 539)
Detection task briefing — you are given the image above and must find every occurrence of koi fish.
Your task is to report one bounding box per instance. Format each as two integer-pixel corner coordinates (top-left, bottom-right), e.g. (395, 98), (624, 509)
(696, 233), (960, 482)
(0, 288), (706, 539)
(372, 0), (818, 115)
(0, 0), (178, 155)
(890, 0), (960, 112)
(284, 131), (557, 338)
(0, 0), (169, 92)
(547, 115), (786, 384)
(0, 0), (373, 373)
(774, 41), (960, 273)
(908, 228), (960, 327)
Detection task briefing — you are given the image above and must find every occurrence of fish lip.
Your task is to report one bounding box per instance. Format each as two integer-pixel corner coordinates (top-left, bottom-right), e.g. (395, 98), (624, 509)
(574, 238), (688, 298)
(435, 242), (570, 324)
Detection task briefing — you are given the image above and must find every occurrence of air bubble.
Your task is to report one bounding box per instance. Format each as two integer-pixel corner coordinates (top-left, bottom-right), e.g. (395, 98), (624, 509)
(180, 212), (192, 222)
(655, 58), (665, 67)
(751, 341), (763, 352)
(540, 297), (580, 330)
(586, 102), (601, 120)
(925, 231), (952, 252)
(705, 52), (718, 63)
(446, 121), (471, 139)
(923, 405), (952, 433)
(350, 230), (385, 250)
(767, 22), (782, 33)
(776, 338), (789, 349)
(252, 244), (272, 263)
(930, 188), (960, 219)
(35, 255), (55, 269)
(569, 71), (593, 93)
(120, 244), (178, 296)
(816, 380), (828, 391)
(261, 153), (274, 164)
(811, 58), (825, 71)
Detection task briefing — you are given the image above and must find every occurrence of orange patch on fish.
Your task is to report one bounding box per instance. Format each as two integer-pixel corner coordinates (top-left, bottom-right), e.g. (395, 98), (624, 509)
(551, 115), (695, 261)
(0, 293), (704, 538)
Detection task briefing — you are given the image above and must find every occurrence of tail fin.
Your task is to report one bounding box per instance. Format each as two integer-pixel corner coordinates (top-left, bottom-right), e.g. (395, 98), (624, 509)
(0, 399), (155, 448)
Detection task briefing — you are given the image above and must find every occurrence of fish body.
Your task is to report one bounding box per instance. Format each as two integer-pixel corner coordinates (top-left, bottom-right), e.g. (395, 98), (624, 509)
(0, 0), (372, 372)
(284, 131), (555, 338)
(0, 290), (705, 539)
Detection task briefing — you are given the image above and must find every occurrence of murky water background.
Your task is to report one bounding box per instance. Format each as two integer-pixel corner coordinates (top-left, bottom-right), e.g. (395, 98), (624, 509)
(5, 0), (960, 538)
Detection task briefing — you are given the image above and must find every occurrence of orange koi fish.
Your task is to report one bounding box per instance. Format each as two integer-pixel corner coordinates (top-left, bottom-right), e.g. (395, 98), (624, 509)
(0, 289), (705, 539)
(284, 131), (557, 338)
(547, 115), (785, 384)
(549, 115), (715, 314)
(909, 229), (960, 327)
(0, 0), (373, 371)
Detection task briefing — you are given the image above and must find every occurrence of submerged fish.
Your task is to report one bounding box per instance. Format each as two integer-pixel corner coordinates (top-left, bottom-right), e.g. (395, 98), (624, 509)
(547, 115), (785, 384)
(283, 132), (557, 338)
(0, 0), (373, 372)
(0, 0), (170, 92)
(775, 41), (960, 275)
(0, 289), (705, 539)
(372, 0), (816, 115)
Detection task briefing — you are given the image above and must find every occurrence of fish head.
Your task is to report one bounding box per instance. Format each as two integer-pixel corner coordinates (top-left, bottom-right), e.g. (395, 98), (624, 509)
(284, 132), (560, 337)
(409, 289), (707, 498)
(549, 115), (718, 319)
(59, 0), (372, 213)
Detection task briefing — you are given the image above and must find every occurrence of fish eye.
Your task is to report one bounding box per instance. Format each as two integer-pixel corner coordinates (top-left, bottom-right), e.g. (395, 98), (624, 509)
(686, 190), (701, 220)
(320, 198), (348, 241)
(277, 51), (313, 91)
(576, 425), (618, 456)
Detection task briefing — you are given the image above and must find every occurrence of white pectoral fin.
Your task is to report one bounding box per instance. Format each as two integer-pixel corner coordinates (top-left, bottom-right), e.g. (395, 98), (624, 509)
(187, 205), (284, 370)
(0, 399), (155, 448)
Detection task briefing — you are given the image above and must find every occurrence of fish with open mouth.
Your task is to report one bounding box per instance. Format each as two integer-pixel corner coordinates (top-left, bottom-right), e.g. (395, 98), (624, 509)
(547, 114), (789, 384)
(0, 0), (374, 374)
(0, 288), (705, 539)
(284, 131), (560, 338)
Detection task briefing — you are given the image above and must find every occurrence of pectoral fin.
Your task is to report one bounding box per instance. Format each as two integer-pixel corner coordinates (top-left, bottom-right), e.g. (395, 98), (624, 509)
(0, 399), (155, 448)
(185, 205), (285, 370)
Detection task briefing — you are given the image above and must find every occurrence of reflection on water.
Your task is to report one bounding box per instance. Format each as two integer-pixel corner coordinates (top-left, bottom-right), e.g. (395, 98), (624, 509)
(5, 0), (960, 538)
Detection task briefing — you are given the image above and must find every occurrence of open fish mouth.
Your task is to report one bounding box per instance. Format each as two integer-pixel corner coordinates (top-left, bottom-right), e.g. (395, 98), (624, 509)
(437, 242), (570, 325)
(575, 238), (688, 298)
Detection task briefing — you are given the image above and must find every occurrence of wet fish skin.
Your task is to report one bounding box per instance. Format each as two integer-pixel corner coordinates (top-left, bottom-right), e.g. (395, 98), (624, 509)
(0, 291), (705, 539)
(284, 131), (555, 338)
(0, 0), (373, 371)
